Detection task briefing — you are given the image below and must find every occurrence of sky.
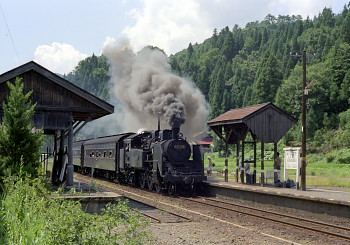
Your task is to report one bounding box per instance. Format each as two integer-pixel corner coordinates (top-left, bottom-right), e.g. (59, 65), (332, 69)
(1, 0), (349, 75)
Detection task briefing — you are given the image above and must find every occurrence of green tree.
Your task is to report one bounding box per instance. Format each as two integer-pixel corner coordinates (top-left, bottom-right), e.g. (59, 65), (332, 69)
(64, 55), (110, 100)
(0, 78), (44, 179)
(221, 31), (235, 61)
(275, 65), (302, 118)
(252, 53), (282, 103)
(317, 7), (335, 28)
(209, 66), (225, 118)
(340, 10), (350, 43)
(323, 42), (350, 113)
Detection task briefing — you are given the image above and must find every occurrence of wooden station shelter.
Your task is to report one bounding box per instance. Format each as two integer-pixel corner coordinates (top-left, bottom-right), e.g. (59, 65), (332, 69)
(0, 61), (114, 186)
(207, 102), (297, 185)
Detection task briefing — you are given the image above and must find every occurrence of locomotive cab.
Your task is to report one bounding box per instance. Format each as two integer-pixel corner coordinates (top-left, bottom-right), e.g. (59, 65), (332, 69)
(122, 131), (153, 170)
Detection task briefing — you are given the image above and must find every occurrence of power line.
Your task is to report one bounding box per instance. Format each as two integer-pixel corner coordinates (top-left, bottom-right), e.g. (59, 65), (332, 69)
(0, 3), (20, 63)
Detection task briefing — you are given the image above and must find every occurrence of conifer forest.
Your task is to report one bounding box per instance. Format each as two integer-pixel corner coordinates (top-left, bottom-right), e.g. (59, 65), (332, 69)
(64, 6), (350, 153)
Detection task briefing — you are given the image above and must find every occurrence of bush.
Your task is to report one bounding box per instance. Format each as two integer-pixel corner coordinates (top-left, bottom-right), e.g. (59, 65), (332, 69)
(326, 153), (335, 163)
(339, 109), (350, 130)
(0, 176), (151, 244)
(338, 156), (350, 164)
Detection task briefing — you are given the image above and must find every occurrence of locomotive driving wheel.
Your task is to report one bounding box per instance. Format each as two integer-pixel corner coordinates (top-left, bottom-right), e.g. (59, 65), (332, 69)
(167, 183), (176, 195)
(139, 173), (146, 189)
(147, 176), (154, 191)
(155, 183), (162, 193)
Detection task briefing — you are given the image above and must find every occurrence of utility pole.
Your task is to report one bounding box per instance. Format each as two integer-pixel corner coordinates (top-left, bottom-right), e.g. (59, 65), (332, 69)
(290, 50), (315, 191)
(301, 51), (307, 191)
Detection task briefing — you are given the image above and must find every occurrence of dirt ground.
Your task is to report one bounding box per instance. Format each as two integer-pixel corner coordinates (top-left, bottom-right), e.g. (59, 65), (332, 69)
(146, 221), (296, 245)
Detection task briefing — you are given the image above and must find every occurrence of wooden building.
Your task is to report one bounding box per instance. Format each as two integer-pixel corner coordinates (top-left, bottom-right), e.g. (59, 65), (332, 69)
(192, 132), (214, 153)
(207, 102), (297, 184)
(0, 61), (114, 185)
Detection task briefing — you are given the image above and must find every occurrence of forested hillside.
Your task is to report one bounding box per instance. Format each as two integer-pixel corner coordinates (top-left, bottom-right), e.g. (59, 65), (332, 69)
(64, 54), (110, 101)
(65, 5), (350, 152)
(169, 6), (350, 152)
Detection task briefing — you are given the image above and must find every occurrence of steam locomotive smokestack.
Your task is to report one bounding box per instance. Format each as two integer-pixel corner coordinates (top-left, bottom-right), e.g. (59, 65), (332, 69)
(172, 119), (181, 139)
(157, 114), (160, 131)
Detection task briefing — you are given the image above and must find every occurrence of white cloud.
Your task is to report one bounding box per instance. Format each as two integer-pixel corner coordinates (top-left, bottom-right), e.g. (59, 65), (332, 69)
(122, 0), (343, 55)
(34, 42), (88, 74)
(123, 0), (212, 55)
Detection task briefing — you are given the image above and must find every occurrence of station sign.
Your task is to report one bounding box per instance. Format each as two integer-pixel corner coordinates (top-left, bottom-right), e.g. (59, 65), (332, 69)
(285, 149), (300, 169)
(283, 147), (301, 187)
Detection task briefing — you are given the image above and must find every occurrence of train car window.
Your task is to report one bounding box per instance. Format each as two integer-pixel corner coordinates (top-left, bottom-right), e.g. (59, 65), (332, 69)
(92, 152), (95, 157)
(104, 151), (107, 158)
(109, 151), (113, 158)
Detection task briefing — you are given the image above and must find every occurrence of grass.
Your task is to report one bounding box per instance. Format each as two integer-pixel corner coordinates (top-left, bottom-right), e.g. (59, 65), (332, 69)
(205, 150), (350, 188)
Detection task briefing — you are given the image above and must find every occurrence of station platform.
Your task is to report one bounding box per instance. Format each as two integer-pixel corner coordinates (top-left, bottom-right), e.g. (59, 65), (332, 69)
(204, 177), (350, 218)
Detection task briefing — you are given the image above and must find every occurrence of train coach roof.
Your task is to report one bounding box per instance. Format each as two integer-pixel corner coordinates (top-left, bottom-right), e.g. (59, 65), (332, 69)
(82, 133), (134, 145)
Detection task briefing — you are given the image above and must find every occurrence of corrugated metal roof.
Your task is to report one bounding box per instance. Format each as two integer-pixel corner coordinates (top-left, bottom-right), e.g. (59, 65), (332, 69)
(207, 102), (270, 125)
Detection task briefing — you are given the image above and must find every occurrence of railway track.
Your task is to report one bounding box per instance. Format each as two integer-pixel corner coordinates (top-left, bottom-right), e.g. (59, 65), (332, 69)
(127, 198), (190, 223)
(183, 196), (350, 242)
(74, 174), (190, 223)
(73, 174), (349, 243)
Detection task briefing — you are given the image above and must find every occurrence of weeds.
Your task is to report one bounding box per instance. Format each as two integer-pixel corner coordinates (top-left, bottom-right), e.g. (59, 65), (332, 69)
(0, 176), (151, 245)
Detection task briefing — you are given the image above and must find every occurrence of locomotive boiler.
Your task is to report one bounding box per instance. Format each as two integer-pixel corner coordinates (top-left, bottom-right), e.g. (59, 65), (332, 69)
(73, 125), (206, 195)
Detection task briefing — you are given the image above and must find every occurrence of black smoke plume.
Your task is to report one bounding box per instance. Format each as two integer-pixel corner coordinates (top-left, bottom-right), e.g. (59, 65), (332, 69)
(102, 38), (208, 138)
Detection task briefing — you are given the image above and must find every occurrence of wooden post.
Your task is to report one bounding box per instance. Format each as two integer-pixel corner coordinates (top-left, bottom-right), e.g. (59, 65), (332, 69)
(274, 143), (278, 183)
(253, 139), (256, 184)
(301, 50), (307, 191)
(241, 140), (245, 183)
(224, 142), (228, 182)
(58, 130), (65, 183)
(51, 130), (59, 183)
(66, 113), (74, 186)
(261, 142), (265, 186)
(236, 143), (240, 182)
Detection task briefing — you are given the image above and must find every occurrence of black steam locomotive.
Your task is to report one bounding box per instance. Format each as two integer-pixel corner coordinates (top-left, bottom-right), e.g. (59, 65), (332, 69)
(73, 126), (206, 195)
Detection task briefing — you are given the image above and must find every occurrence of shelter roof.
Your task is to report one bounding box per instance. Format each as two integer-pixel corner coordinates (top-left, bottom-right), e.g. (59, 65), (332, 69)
(0, 61), (114, 122)
(197, 138), (214, 145)
(207, 102), (297, 143)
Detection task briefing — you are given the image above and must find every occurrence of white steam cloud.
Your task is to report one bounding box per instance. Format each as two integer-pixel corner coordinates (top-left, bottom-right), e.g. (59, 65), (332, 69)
(102, 38), (208, 138)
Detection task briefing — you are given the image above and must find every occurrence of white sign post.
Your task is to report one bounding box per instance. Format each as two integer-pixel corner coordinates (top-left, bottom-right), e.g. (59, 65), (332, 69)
(283, 147), (301, 188)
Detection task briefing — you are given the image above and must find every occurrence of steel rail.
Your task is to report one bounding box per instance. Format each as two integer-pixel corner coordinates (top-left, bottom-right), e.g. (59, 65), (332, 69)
(74, 174), (190, 223)
(183, 197), (350, 241)
(205, 197), (350, 232)
(130, 207), (161, 223)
